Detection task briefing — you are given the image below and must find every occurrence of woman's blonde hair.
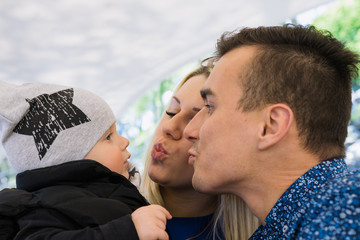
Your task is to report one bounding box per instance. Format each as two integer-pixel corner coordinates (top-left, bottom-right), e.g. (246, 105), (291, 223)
(215, 195), (260, 239)
(140, 65), (260, 240)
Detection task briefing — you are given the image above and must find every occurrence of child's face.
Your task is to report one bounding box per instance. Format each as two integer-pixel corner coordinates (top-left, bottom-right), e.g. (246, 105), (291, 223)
(85, 123), (130, 178)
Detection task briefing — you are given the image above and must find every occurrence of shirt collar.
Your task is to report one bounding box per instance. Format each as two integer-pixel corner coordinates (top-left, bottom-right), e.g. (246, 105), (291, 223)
(256, 158), (348, 236)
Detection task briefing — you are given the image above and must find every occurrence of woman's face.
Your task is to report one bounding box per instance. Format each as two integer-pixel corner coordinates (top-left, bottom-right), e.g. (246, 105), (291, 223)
(148, 74), (207, 189)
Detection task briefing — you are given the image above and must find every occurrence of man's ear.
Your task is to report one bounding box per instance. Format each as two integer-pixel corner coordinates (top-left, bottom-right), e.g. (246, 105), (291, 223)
(258, 104), (294, 150)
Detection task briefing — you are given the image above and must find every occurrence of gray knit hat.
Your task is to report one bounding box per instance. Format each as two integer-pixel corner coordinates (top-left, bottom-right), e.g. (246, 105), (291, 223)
(0, 81), (116, 173)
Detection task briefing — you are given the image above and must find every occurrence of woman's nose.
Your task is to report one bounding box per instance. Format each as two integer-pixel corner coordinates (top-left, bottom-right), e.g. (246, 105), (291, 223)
(161, 117), (182, 140)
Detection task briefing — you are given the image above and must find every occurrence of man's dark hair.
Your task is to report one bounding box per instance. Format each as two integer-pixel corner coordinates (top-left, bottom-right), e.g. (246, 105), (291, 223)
(216, 24), (359, 159)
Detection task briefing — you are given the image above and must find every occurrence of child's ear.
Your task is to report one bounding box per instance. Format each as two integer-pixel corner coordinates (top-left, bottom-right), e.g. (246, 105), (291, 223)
(258, 104), (293, 150)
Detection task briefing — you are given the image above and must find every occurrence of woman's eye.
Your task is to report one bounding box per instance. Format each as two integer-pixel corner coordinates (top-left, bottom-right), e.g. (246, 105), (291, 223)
(165, 111), (176, 118)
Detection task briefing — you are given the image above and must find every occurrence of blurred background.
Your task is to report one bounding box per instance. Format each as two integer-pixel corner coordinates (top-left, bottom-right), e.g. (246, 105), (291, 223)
(1, 0), (359, 189)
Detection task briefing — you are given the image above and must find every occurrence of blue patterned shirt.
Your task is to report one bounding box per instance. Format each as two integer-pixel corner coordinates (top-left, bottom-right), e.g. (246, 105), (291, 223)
(250, 158), (360, 240)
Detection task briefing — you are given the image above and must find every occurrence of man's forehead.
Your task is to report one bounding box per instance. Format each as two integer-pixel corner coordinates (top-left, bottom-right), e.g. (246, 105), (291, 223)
(224, 46), (256, 70)
(207, 46), (256, 86)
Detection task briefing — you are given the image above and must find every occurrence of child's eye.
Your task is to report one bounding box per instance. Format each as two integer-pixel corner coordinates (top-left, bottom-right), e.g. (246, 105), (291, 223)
(165, 111), (176, 118)
(106, 134), (112, 140)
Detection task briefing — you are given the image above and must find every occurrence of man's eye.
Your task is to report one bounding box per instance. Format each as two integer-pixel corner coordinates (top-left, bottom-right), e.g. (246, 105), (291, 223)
(205, 104), (213, 113)
(165, 111), (176, 118)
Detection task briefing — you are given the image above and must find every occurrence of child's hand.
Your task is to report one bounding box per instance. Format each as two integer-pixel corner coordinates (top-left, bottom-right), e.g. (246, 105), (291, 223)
(131, 205), (172, 240)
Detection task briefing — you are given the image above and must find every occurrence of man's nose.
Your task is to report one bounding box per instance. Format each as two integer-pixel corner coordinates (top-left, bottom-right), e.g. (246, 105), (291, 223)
(184, 108), (205, 142)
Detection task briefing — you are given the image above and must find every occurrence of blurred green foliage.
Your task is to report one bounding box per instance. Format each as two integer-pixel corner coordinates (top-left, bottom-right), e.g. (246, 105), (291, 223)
(0, 152), (15, 188)
(312, 0), (360, 88)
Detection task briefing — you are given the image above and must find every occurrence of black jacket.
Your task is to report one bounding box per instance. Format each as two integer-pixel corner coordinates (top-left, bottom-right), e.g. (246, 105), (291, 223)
(0, 160), (149, 240)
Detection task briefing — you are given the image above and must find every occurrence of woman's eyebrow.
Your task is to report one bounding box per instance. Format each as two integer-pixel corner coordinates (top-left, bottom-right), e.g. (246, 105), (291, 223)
(172, 96), (180, 104)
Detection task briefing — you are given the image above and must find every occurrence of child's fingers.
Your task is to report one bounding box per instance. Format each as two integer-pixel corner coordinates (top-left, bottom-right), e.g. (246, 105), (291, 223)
(156, 217), (166, 230)
(162, 208), (172, 220)
(131, 205), (171, 240)
(158, 230), (169, 240)
(152, 205), (172, 220)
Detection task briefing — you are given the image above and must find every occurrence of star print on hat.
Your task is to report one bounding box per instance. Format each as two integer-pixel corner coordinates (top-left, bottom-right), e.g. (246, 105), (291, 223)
(0, 81), (116, 173)
(13, 88), (91, 160)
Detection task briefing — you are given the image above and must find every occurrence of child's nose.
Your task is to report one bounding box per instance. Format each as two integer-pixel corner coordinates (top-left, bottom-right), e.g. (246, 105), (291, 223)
(120, 136), (130, 149)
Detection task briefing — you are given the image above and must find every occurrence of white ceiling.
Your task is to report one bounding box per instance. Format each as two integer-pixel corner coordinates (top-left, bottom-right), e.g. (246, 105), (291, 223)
(0, 0), (334, 117)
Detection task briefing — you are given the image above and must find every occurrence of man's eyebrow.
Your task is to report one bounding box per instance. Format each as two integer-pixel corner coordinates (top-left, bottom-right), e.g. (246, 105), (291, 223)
(200, 88), (214, 100)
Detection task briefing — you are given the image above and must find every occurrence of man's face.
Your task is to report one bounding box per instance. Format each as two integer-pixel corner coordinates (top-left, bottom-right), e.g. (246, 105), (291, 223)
(184, 46), (262, 195)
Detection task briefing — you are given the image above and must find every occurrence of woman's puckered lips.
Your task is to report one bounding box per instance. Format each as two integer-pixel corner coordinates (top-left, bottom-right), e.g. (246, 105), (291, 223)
(151, 142), (168, 161)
